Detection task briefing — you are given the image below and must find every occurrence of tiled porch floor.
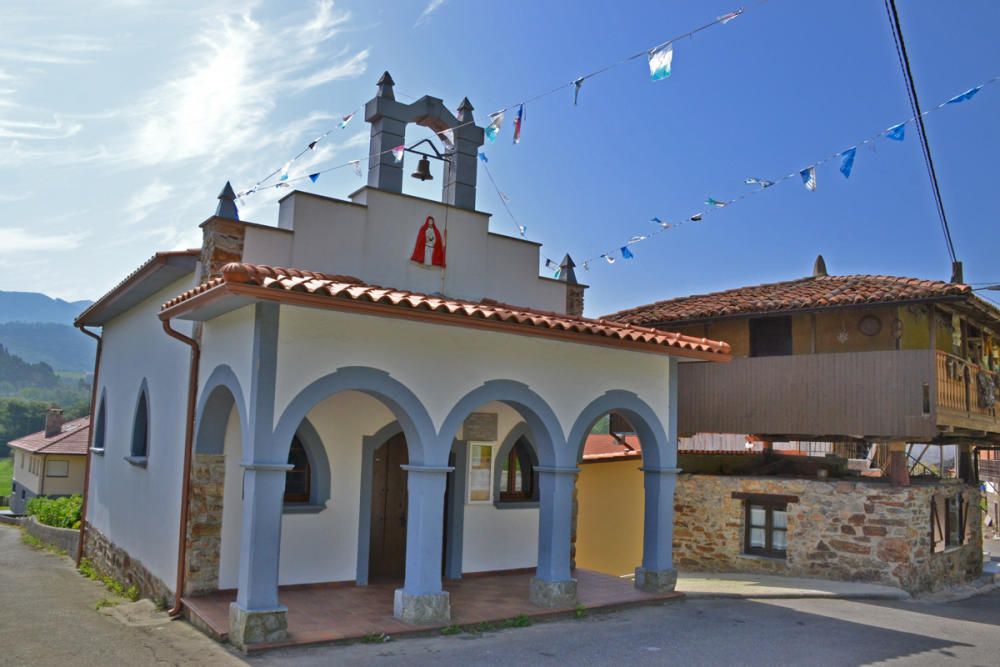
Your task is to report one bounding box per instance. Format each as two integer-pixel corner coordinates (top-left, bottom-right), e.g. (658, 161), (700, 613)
(183, 569), (681, 651)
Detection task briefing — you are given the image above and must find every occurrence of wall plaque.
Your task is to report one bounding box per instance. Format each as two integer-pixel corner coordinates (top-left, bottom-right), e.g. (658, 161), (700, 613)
(463, 412), (498, 442)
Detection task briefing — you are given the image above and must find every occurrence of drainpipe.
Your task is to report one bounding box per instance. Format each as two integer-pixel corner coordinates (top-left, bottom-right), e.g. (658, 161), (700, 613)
(161, 319), (200, 617)
(75, 326), (103, 566)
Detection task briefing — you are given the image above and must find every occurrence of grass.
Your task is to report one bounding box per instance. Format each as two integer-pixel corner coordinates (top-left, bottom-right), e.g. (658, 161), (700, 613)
(78, 558), (140, 602)
(0, 457), (11, 508)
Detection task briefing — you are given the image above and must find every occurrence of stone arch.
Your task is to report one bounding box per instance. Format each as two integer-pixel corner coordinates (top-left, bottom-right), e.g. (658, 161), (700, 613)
(194, 365), (248, 456)
(272, 366), (437, 465)
(436, 380), (566, 468)
(567, 390), (672, 470)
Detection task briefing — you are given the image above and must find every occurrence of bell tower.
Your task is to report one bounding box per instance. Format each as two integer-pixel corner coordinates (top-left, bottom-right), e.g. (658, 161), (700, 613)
(364, 72), (485, 210)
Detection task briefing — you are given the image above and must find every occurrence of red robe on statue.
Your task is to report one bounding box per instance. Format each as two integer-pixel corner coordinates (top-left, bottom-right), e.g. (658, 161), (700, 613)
(410, 216), (446, 267)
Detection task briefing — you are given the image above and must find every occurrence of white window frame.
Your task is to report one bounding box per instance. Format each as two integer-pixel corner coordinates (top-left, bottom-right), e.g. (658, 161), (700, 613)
(466, 441), (494, 504)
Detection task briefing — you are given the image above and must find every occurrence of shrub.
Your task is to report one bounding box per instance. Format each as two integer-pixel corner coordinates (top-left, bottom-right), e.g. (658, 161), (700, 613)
(25, 494), (82, 528)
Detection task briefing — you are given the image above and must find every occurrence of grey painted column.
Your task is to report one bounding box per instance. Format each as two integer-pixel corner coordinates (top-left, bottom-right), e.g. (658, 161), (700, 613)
(635, 356), (680, 594)
(364, 72), (406, 194)
(395, 464), (453, 623)
(634, 467), (680, 593)
(441, 98), (484, 211)
(530, 466), (578, 607)
(229, 302), (289, 649)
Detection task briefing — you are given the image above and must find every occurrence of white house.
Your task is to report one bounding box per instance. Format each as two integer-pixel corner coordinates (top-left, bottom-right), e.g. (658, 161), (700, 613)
(74, 73), (730, 648)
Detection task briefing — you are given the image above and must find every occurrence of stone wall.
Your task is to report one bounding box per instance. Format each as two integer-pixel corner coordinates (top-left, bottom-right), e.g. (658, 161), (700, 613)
(184, 454), (226, 595)
(25, 516), (79, 555)
(674, 475), (982, 594)
(83, 523), (173, 603)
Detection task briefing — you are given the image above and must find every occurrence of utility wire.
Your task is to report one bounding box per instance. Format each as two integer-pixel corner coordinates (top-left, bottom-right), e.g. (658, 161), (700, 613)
(884, 0), (958, 265)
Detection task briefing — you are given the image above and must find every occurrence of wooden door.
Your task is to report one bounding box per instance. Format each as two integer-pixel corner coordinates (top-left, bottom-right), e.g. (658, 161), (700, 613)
(369, 433), (408, 580)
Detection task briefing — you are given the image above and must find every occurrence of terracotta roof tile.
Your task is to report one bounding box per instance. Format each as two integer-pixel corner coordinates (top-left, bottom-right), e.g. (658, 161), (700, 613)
(604, 274), (973, 326)
(161, 263), (730, 358)
(8, 417), (90, 455)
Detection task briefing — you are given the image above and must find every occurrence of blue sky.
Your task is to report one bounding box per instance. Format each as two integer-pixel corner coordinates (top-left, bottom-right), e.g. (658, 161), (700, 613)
(2, 1), (999, 316)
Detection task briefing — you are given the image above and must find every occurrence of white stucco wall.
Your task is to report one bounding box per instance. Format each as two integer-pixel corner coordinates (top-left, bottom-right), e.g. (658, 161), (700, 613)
(273, 304), (673, 447)
(461, 402), (539, 573)
(199, 304), (256, 402)
(258, 188), (567, 313)
(86, 274), (197, 591)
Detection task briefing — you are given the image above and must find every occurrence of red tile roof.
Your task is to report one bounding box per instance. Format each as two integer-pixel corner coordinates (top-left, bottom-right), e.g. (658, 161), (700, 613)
(582, 434), (643, 461)
(160, 263), (732, 359)
(605, 274), (975, 326)
(8, 417), (90, 455)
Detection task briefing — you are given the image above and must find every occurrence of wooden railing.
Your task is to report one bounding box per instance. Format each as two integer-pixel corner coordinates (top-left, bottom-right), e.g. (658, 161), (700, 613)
(935, 350), (999, 418)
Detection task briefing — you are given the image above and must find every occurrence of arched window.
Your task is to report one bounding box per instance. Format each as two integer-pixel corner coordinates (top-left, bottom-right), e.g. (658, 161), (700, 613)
(284, 435), (312, 504)
(93, 395), (107, 452)
(130, 388), (149, 460)
(499, 438), (536, 502)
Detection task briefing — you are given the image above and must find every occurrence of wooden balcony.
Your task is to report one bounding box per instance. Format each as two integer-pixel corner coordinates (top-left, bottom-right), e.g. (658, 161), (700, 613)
(935, 350), (1000, 433)
(679, 349), (1000, 442)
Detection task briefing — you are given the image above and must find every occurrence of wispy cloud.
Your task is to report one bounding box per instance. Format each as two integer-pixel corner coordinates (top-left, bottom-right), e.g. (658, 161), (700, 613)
(0, 227), (85, 254)
(124, 1), (370, 168)
(124, 179), (174, 223)
(0, 115), (82, 140)
(415, 0), (448, 26)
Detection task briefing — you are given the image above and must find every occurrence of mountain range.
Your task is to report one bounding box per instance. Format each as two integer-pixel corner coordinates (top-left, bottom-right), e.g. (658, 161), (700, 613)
(0, 291), (96, 372)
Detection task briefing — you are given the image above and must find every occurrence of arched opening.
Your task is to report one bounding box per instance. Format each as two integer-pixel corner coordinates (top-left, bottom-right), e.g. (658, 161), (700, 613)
(129, 382), (150, 461)
(436, 383), (564, 582)
(93, 394), (107, 451)
(568, 392), (673, 586)
(284, 436), (312, 503)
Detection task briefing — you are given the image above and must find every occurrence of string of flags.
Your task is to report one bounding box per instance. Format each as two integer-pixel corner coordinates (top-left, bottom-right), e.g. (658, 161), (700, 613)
(543, 76), (999, 273)
(236, 6), (750, 200)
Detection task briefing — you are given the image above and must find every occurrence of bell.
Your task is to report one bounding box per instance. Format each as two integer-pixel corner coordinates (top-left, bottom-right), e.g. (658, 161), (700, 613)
(411, 156), (433, 181)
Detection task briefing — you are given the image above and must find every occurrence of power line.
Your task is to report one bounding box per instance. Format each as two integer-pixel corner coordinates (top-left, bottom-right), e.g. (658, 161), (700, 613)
(884, 0), (958, 265)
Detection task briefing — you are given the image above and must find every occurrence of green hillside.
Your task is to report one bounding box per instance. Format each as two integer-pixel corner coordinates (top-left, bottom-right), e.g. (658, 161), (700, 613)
(0, 322), (96, 373)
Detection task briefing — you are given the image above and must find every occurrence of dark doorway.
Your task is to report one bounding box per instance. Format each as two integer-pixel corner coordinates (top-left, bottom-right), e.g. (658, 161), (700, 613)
(369, 433), (408, 580)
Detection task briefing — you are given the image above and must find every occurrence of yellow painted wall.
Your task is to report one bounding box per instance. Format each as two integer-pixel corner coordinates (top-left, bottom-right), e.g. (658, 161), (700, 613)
(813, 307), (897, 353)
(899, 305), (931, 350)
(41, 455), (86, 496)
(575, 459), (644, 577)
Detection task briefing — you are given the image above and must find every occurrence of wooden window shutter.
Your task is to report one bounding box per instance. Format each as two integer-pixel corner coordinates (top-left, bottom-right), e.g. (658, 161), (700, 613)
(930, 497), (944, 553)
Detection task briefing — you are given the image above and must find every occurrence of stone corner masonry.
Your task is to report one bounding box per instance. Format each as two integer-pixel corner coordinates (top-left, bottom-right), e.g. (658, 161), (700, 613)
(673, 474), (982, 594)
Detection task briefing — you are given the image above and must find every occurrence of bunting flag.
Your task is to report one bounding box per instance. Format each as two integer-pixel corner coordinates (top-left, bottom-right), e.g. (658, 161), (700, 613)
(886, 122), (906, 141)
(518, 224), (527, 237)
(648, 43), (674, 81)
(839, 147), (856, 179)
(392, 145), (405, 162)
(350, 160), (362, 177)
(690, 213), (703, 221)
(485, 111), (504, 143)
(309, 173), (320, 183)
(800, 166), (817, 191)
(705, 197), (728, 207)
(947, 85), (982, 104)
(628, 235), (647, 244)
(499, 192), (511, 202)
(280, 161), (291, 181)
(604, 254), (616, 264)
(478, 151), (488, 163)
(512, 105), (524, 144)
(308, 136), (322, 150)
(745, 176), (774, 188)
(339, 112), (355, 129)
(544, 258), (558, 270)
(582, 261), (590, 271)
(718, 10), (742, 24)
(573, 77), (584, 106)
(621, 246), (635, 259)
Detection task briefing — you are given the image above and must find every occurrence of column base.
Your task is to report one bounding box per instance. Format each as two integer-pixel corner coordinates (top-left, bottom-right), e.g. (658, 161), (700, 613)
(393, 589), (451, 624)
(634, 567), (677, 594)
(228, 603), (288, 650)
(529, 577), (577, 607)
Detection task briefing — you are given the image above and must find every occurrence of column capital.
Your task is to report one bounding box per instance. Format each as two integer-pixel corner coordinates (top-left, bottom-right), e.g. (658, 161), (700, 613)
(640, 467), (682, 475)
(400, 464), (455, 474)
(534, 466), (580, 475)
(240, 462), (294, 472)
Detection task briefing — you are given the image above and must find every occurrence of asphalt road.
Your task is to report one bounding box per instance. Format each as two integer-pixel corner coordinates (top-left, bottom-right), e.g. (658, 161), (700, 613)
(2, 524), (999, 667)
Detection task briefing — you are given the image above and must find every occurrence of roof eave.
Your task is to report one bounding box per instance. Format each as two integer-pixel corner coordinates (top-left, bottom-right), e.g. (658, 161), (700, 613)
(76, 251), (200, 327)
(161, 282), (730, 361)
